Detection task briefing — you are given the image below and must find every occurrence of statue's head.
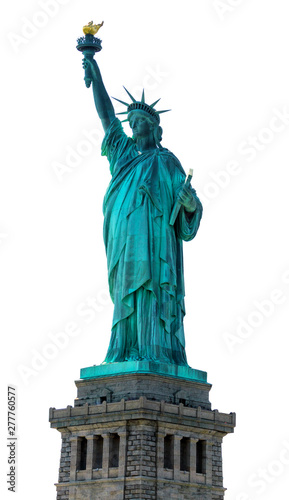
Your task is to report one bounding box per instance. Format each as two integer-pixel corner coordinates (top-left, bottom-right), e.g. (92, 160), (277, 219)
(112, 88), (169, 148)
(128, 110), (163, 147)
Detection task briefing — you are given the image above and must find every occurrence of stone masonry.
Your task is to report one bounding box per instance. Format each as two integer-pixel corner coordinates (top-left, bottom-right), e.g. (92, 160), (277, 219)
(49, 372), (235, 499)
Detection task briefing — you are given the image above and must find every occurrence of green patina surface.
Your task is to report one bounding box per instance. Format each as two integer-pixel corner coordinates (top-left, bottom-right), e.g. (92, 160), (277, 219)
(80, 361), (208, 384)
(78, 34), (203, 369)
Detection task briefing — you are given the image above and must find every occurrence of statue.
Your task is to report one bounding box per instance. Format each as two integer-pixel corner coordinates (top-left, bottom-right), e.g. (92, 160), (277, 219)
(78, 24), (203, 366)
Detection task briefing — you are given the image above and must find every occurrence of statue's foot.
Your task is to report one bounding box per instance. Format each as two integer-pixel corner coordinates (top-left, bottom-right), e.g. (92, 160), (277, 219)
(125, 348), (142, 361)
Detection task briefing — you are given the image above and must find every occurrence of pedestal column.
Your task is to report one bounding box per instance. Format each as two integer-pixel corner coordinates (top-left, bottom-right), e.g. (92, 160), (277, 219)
(173, 435), (182, 481)
(85, 435), (94, 480)
(102, 433), (110, 479)
(189, 437), (198, 483)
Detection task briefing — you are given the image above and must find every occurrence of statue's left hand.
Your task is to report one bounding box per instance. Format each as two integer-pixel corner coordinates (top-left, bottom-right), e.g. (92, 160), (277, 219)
(177, 185), (197, 213)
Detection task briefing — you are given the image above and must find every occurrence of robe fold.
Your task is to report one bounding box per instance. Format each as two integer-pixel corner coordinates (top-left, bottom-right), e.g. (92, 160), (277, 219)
(101, 118), (202, 365)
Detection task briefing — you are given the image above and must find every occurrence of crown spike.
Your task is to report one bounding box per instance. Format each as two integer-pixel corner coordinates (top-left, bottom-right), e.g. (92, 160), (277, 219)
(112, 88), (170, 124)
(112, 96), (130, 107)
(150, 98), (161, 108)
(156, 109), (171, 115)
(123, 87), (137, 102)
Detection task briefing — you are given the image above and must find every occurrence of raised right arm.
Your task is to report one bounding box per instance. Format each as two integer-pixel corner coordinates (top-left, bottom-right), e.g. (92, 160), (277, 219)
(82, 58), (116, 132)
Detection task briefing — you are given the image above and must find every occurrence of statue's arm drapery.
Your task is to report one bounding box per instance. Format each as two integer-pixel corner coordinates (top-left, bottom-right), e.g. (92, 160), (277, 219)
(166, 154), (203, 242)
(101, 118), (134, 174)
(175, 190), (203, 242)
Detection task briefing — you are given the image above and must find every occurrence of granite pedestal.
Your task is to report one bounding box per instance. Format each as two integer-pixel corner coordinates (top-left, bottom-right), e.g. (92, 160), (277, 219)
(49, 362), (235, 500)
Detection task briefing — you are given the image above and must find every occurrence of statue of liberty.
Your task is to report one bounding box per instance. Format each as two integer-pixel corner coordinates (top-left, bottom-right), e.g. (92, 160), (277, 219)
(81, 50), (203, 366)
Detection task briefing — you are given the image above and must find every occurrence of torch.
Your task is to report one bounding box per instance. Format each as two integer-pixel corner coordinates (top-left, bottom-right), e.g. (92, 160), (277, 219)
(76, 21), (104, 88)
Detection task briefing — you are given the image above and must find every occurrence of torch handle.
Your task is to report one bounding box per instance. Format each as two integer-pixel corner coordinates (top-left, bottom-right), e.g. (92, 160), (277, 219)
(82, 49), (96, 88)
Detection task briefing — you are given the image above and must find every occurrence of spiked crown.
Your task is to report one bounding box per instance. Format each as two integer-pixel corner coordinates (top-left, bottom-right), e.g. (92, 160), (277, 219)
(112, 88), (170, 124)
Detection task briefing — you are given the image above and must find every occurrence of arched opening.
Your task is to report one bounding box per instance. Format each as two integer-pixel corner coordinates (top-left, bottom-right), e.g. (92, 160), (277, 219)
(77, 437), (87, 471)
(180, 437), (190, 472)
(92, 435), (103, 469)
(109, 433), (120, 468)
(164, 434), (174, 469)
(196, 439), (206, 474)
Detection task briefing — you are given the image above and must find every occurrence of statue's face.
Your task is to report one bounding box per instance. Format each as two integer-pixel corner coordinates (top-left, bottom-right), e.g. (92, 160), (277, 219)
(128, 112), (154, 140)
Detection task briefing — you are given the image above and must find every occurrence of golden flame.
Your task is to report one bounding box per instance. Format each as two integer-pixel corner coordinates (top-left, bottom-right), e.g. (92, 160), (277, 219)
(83, 21), (104, 36)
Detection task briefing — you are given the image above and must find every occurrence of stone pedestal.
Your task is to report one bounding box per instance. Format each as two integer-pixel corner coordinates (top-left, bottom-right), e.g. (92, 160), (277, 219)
(49, 362), (235, 500)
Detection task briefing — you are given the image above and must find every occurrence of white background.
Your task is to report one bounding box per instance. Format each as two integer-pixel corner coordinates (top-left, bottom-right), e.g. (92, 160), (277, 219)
(1, 1), (289, 499)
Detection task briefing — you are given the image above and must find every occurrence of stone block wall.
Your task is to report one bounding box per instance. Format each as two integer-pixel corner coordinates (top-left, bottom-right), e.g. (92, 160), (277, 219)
(58, 432), (71, 484)
(57, 488), (69, 500)
(212, 494), (224, 500)
(156, 483), (211, 500)
(126, 426), (157, 479)
(124, 481), (157, 500)
(212, 442), (223, 488)
(125, 425), (157, 498)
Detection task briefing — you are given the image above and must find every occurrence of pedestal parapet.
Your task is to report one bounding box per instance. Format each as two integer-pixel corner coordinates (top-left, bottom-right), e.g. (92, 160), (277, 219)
(75, 361), (211, 410)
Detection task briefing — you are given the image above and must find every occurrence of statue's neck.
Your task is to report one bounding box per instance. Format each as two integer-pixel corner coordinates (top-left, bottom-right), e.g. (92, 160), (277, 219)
(136, 135), (156, 153)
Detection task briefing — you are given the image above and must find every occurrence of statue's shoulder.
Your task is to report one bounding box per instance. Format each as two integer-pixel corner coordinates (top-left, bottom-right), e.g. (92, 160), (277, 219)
(158, 147), (178, 161)
(158, 148), (185, 175)
(105, 118), (127, 140)
(102, 118), (133, 161)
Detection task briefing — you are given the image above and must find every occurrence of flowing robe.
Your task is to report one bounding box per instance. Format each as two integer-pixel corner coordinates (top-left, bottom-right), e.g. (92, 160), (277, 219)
(101, 118), (202, 365)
